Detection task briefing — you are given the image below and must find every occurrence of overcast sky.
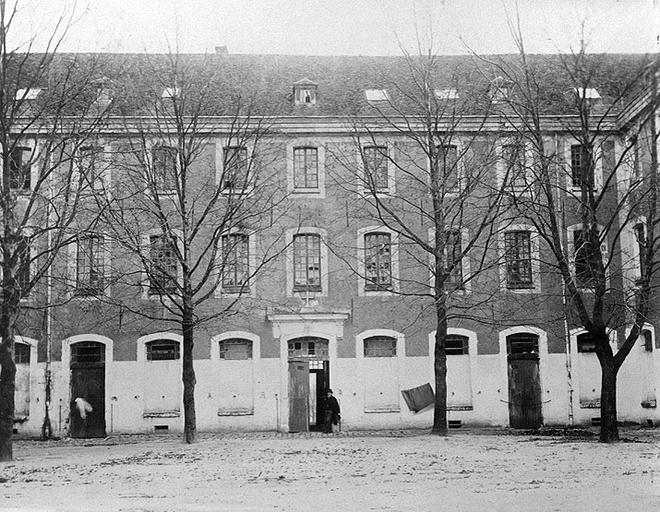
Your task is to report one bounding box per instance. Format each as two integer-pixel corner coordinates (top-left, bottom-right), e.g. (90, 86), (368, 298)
(12, 0), (659, 55)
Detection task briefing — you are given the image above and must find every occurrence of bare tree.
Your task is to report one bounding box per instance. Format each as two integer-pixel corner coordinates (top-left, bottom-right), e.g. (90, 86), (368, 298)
(97, 52), (285, 443)
(0, 0), (110, 460)
(477, 22), (659, 442)
(329, 51), (507, 434)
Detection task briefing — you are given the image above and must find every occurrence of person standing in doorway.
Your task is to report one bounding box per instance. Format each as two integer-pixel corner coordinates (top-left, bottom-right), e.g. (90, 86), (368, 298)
(74, 397), (93, 437)
(323, 389), (340, 433)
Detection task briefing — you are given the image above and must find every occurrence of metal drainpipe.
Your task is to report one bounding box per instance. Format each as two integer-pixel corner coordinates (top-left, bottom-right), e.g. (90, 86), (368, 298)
(556, 132), (575, 425)
(41, 152), (54, 439)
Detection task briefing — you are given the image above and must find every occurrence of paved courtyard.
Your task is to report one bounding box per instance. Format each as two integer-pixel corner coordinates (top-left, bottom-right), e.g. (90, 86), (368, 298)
(1, 427), (659, 512)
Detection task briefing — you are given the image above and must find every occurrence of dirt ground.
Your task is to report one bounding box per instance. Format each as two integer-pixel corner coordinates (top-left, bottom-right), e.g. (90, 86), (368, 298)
(1, 427), (659, 512)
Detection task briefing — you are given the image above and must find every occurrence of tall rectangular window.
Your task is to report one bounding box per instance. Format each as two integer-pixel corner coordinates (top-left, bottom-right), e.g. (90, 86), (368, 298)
(363, 146), (389, 190)
(222, 234), (249, 292)
(503, 142), (527, 190)
(76, 233), (105, 296)
(504, 231), (533, 289)
(634, 223), (646, 279)
(149, 234), (178, 294)
(365, 232), (392, 291)
(573, 229), (595, 288)
(222, 146), (249, 190)
(571, 144), (589, 188)
(9, 146), (31, 190)
(438, 145), (458, 192)
(15, 236), (30, 293)
(293, 147), (318, 189)
(77, 145), (103, 190)
(293, 234), (321, 291)
(151, 145), (177, 191)
(445, 229), (463, 288)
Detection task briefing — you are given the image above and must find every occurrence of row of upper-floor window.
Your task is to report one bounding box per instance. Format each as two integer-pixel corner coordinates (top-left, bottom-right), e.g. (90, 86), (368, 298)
(4, 139), (609, 195)
(11, 220), (643, 301)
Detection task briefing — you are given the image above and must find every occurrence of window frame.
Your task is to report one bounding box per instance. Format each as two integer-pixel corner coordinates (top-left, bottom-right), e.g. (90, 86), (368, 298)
(149, 144), (178, 195)
(286, 228), (328, 298)
(219, 145), (251, 193)
(567, 223), (609, 291)
(287, 141), (326, 197)
(358, 226), (399, 296)
(498, 224), (540, 293)
(360, 144), (394, 194)
(292, 233), (322, 293)
(218, 338), (253, 360)
(141, 230), (182, 299)
(146, 338), (181, 361)
(566, 140), (603, 193)
(504, 230), (534, 289)
(8, 145), (33, 192)
(75, 144), (108, 193)
(363, 335), (397, 357)
(220, 232), (251, 294)
(74, 232), (107, 297)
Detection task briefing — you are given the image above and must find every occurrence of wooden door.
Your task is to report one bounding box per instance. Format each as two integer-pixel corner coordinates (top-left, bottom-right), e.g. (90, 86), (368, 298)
(70, 366), (105, 438)
(288, 361), (309, 433)
(507, 354), (542, 429)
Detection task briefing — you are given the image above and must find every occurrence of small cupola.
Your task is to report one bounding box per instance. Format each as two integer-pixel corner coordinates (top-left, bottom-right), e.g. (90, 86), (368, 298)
(293, 78), (318, 106)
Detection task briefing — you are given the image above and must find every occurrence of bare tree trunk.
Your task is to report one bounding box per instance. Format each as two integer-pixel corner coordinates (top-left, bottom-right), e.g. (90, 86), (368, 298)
(0, 328), (15, 461)
(182, 309), (196, 444)
(599, 357), (619, 443)
(432, 296), (448, 435)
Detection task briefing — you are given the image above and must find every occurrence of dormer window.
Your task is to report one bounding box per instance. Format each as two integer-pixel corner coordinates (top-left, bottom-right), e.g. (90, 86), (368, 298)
(162, 87), (181, 99)
(293, 78), (318, 106)
(489, 77), (510, 103)
(365, 89), (390, 102)
(572, 88), (601, 100)
(15, 88), (42, 101)
(435, 89), (459, 100)
(95, 87), (113, 107)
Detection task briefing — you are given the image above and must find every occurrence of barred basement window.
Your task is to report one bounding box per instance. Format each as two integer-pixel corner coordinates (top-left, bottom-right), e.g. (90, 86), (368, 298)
(445, 335), (469, 355)
(364, 336), (397, 357)
(577, 333), (596, 353)
(146, 339), (180, 361)
(506, 334), (539, 355)
(219, 339), (253, 360)
(14, 343), (30, 364)
(71, 341), (105, 364)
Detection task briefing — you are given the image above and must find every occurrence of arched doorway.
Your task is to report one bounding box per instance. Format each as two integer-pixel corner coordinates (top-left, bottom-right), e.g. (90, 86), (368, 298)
(287, 337), (329, 432)
(69, 341), (106, 438)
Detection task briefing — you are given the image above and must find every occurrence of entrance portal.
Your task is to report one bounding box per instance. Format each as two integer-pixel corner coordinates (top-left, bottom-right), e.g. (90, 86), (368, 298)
(287, 337), (329, 433)
(70, 341), (106, 438)
(506, 334), (542, 429)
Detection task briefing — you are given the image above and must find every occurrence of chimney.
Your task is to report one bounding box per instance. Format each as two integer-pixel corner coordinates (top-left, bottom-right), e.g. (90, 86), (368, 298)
(215, 46), (229, 56)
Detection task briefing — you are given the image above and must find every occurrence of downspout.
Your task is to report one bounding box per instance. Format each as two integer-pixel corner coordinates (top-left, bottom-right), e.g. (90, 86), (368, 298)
(40, 153), (53, 439)
(556, 132), (575, 425)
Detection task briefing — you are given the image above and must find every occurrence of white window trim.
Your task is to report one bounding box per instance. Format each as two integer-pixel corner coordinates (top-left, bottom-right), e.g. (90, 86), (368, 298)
(61, 334), (114, 432)
(566, 223), (610, 291)
(496, 138), (534, 195)
(215, 229), (257, 298)
(285, 227), (329, 299)
(498, 223), (541, 294)
(498, 326), (550, 423)
(427, 139), (465, 195)
(13, 336), (38, 420)
(428, 328), (478, 410)
(67, 231), (112, 300)
(569, 327), (617, 409)
(427, 227), (472, 294)
(355, 329), (404, 414)
(141, 228), (183, 299)
(434, 89), (459, 100)
(565, 139), (603, 193)
(137, 332), (183, 418)
(15, 88), (42, 101)
(286, 141), (326, 198)
(357, 225), (399, 297)
(357, 142), (396, 196)
(215, 142), (255, 195)
(365, 89), (390, 102)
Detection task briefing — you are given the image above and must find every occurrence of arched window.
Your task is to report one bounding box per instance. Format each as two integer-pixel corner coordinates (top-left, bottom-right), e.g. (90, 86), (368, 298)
(71, 341), (105, 364)
(506, 333), (539, 355)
